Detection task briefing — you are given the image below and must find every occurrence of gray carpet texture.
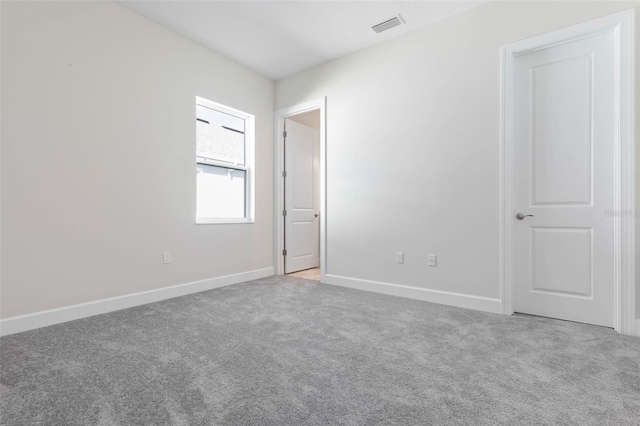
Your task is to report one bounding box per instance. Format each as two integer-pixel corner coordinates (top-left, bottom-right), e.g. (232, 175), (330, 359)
(1, 275), (639, 425)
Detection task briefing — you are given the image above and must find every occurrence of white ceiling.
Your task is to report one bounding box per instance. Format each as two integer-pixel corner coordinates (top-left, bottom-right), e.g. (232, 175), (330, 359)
(116, 1), (484, 81)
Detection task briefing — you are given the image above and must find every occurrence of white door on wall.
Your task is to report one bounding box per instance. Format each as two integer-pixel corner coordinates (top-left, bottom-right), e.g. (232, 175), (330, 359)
(284, 119), (320, 274)
(512, 30), (615, 327)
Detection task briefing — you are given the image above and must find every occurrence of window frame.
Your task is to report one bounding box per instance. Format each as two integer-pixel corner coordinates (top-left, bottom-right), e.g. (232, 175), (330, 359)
(195, 96), (255, 225)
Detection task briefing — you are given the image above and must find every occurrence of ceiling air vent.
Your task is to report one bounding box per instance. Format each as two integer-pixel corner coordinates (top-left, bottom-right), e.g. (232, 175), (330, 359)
(371, 15), (405, 34)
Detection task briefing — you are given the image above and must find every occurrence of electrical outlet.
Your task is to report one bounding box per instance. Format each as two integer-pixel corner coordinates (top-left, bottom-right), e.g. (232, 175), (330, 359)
(428, 254), (437, 267)
(163, 252), (171, 264)
(396, 252), (404, 264)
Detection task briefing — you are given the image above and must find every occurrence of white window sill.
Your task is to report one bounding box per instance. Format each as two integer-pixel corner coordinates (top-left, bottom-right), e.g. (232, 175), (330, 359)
(196, 218), (255, 225)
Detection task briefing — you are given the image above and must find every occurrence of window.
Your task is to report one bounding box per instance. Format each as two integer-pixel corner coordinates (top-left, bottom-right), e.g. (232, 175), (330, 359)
(195, 97), (254, 224)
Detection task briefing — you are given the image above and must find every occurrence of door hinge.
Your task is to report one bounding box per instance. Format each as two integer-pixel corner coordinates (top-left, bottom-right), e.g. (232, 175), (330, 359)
(282, 210), (287, 217)
(283, 130), (287, 138)
(282, 170), (287, 178)
(282, 249), (287, 256)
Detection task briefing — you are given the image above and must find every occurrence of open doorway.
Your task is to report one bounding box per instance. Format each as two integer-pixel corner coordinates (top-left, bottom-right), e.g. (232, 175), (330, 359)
(274, 98), (326, 282)
(284, 113), (320, 278)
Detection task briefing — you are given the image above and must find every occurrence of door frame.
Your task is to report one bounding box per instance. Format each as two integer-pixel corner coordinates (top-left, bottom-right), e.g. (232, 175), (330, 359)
(499, 10), (636, 335)
(274, 98), (327, 281)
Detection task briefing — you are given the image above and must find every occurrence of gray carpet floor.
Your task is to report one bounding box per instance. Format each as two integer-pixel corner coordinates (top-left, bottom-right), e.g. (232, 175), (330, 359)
(1, 275), (639, 425)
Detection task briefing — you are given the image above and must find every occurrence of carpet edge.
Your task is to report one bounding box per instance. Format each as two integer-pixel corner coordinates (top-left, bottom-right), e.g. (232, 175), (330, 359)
(0, 267), (275, 336)
(324, 274), (502, 314)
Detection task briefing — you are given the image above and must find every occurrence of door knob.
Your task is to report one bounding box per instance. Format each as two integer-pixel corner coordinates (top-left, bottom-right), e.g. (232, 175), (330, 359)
(314, 213), (319, 218)
(516, 213), (534, 220)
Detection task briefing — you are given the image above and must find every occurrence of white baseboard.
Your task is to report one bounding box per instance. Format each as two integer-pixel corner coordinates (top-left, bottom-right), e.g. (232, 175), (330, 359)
(324, 274), (502, 314)
(0, 267), (274, 337)
(636, 320), (640, 337)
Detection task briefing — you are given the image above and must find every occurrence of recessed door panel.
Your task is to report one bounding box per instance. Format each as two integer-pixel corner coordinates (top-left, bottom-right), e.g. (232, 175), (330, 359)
(531, 228), (592, 297)
(531, 55), (592, 206)
(292, 221), (316, 258)
(293, 134), (314, 209)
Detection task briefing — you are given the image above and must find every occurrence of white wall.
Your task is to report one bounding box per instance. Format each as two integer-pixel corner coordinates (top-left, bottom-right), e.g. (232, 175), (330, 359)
(276, 1), (640, 316)
(1, 1), (274, 319)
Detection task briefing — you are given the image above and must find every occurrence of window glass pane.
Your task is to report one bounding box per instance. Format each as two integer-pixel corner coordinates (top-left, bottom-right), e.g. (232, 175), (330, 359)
(196, 164), (245, 219)
(196, 105), (245, 165)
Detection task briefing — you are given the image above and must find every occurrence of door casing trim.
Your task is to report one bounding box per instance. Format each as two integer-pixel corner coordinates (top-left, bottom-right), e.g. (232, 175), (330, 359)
(499, 10), (636, 335)
(274, 98), (327, 281)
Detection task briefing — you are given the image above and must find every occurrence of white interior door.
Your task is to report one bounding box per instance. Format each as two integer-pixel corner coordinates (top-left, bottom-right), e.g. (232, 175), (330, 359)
(284, 119), (319, 273)
(512, 30), (615, 327)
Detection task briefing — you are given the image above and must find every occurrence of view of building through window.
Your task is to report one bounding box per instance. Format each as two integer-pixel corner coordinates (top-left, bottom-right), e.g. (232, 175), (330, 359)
(195, 98), (254, 223)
